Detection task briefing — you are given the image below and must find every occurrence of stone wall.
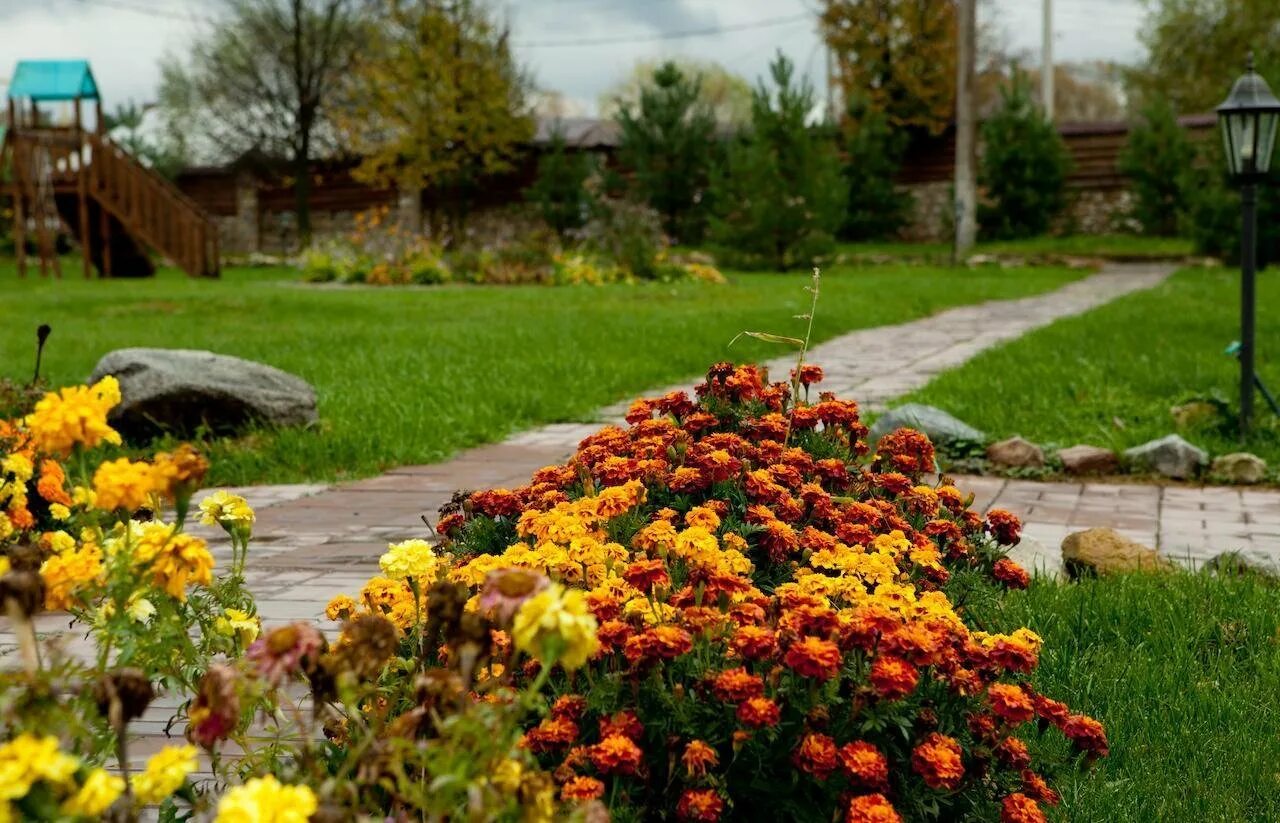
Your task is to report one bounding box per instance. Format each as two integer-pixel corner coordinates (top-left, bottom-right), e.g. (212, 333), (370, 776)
(897, 181), (1137, 243)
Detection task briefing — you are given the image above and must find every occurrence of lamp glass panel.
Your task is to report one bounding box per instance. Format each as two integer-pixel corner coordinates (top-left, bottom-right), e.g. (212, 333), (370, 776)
(1256, 110), (1280, 174)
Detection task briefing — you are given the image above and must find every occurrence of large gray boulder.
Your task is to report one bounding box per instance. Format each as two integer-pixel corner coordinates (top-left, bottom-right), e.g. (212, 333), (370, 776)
(1122, 434), (1208, 479)
(868, 403), (985, 446)
(90, 348), (318, 437)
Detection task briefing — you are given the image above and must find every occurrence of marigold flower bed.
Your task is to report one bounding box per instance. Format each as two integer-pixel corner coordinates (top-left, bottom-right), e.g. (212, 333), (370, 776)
(328, 362), (1108, 822)
(0, 362), (1107, 821)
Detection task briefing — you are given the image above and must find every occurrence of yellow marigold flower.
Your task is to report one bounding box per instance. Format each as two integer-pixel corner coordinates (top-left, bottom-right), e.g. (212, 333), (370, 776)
(23, 377), (122, 456)
(71, 485), (96, 509)
(40, 545), (104, 610)
(92, 458), (159, 512)
(126, 593), (157, 623)
(48, 503), (71, 521)
(131, 744), (197, 805)
(215, 608), (260, 646)
(198, 491), (256, 530)
(1, 454), (33, 483)
(512, 583), (599, 669)
(151, 445), (209, 501)
(684, 505), (721, 532)
(324, 594), (358, 621)
(42, 530), (76, 554)
(379, 539), (439, 583)
(0, 557), (8, 577)
(0, 514), (12, 542)
(0, 733), (79, 801)
(62, 768), (124, 816)
(150, 534), (215, 601)
(214, 775), (317, 823)
(491, 757), (523, 793)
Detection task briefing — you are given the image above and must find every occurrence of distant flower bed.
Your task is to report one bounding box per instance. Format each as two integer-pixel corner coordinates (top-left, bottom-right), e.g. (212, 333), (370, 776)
(0, 364), (1106, 821)
(299, 206), (726, 287)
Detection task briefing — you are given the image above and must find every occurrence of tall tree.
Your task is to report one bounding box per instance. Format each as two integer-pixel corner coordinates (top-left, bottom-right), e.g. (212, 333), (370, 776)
(1131, 0), (1280, 112)
(840, 94), (911, 240)
(1118, 97), (1196, 236)
(601, 59), (753, 127)
(159, 0), (364, 245)
(819, 0), (957, 134)
(614, 62), (720, 244)
(708, 53), (847, 270)
(339, 0), (533, 240)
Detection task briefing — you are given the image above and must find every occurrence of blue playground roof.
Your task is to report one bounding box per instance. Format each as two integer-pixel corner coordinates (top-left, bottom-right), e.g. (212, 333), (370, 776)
(8, 60), (99, 101)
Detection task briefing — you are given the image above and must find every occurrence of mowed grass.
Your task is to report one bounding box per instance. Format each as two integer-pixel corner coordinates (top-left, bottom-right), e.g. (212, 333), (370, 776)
(841, 234), (1195, 262)
(982, 573), (1280, 821)
(0, 260), (1086, 486)
(906, 266), (1280, 465)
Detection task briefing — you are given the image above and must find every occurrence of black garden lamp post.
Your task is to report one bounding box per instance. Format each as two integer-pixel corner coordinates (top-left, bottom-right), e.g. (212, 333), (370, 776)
(1217, 54), (1280, 435)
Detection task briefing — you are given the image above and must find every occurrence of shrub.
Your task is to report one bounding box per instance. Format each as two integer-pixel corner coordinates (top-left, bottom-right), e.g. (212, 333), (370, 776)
(615, 61), (720, 244)
(1118, 97), (1196, 236)
(1182, 135), (1280, 266)
(330, 361), (1105, 821)
(978, 73), (1072, 240)
(841, 95), (913, 240)
(527, 129), (595, 238)
(709, 53), (847, 270)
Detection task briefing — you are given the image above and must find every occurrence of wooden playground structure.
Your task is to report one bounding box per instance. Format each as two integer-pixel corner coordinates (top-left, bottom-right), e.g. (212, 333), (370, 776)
(2, 60), (219, 278)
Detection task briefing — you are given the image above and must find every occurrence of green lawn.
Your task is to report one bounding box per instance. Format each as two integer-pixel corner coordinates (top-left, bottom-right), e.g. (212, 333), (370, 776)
(982, 572), (1280, 822)
(905, 266), (1280, 467)
(841, 234), (1196, 263)
(0, 260), (1086, 486)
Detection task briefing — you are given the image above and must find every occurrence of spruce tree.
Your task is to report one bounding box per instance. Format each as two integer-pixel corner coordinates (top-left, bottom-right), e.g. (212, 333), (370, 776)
(527, 131), (594, 238)
(614, 62), (718, 244)
(978, 73), (1072, 239)
(841, 94), (912, 240)
(708, 53), (847, 270)
(1118, 97), (1196, 236)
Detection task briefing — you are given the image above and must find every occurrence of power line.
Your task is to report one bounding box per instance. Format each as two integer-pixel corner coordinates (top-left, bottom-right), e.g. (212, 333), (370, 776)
(514, 12), (813, 49)
(73, 0), (210, 23)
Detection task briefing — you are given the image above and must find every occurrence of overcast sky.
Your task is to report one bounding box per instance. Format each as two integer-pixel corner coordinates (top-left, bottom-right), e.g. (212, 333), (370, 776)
(0, 0), (1149, 113)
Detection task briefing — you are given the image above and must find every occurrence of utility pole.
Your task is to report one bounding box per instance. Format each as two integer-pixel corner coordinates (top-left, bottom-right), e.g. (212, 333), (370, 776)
(953, 0), (977, 263)
(1042, 0), (1054, 119)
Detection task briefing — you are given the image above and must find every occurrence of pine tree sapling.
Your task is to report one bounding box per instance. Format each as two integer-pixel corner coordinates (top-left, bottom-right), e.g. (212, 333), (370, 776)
(978, 73), (1072, 239)
(527, 130), (594, 238)
(841, 95), (912, 240)
(1118, 97), (1195, 236)
(709, 53), (847, 271)
(615, 62), (719, 245)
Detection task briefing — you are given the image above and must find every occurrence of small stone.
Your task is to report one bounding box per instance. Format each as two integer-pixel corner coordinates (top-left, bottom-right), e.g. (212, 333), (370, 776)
(1061, 528), (1172, 579)
(1209, 452), (1268, 484)
(1005, 537), (1064, 581)
(1056, 444), (1118, 475)
(1204, 551), (1279, 579)
(1122, 434), (1208, 479)
(90, 348), (319, 438)
(986, 436), (1045, 468)
(868, 403), (985, 446)
(1170, 400), (1220, 429)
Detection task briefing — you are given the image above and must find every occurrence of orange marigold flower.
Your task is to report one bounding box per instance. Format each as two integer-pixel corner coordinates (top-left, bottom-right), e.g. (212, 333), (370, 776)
(874, 428), (935, 476)
(1020, 770), (1061, 806)
(561, 775), (606, 802)
(793, 364), (825, 386)
(598, 710), (644, 741)
(625, 625), (694, 665)
(35, 460), (72, 507)
(590, 733), (644, 775)
(846, 793), (903, 823)
(1062, 714), (1109, 757)
(731, 625), (778, 660)
(710, 667), (765, 704)
(736, 696), (781, 728)
(992, 557), (1030, 589)
(551, 695), (587, 721)
(681, 740), (719, 778)
(911, 732), (965, 790)
(783, 636), (842, 681)
(995, 736), (1031, 770)
(623, 558), (669, 592)
(523, 716), (578, 753)
(1000, 793), (1047, 823)
(838, 741), (889, 791)
(869, 655), (919, 701)
(1030, 693), (1070, 727)
(988, 683), (1035, 725)
(985, 509), (1023, 546)
(793, 732), (838, 780)
(676, 788), (725, 822)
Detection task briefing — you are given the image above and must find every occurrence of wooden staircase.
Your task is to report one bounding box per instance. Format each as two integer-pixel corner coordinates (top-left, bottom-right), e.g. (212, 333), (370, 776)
(4, 128), (220, 278)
